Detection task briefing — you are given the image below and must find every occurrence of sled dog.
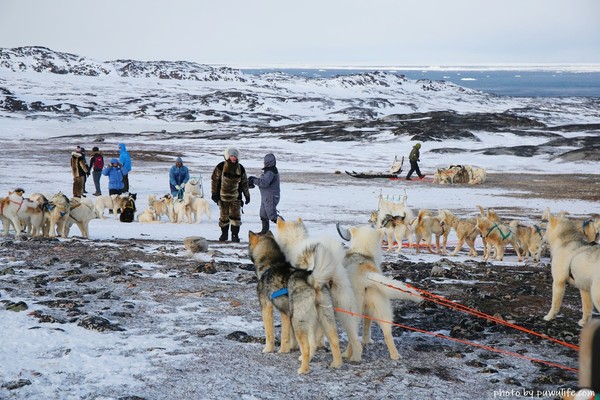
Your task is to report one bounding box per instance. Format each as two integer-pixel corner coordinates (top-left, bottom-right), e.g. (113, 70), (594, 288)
(119, 194), (137, 223)
(148, 194), (173, 222)
(543, 214), (600, 327)
(183, 192), (211, 223)
(137, 206), (158, 223)
(341, 224), (422, 359)
(414, 209), (447, 254)
(369, 211), (412, 253)
(184, 178), (202, 197)
(65, 197), (97, 238)
(95, 193), (129, 219)
(276, 217), (363, 362)
(0, 190), (42, 237)
(248, 231), (342, 374)
(476, 217), (522, 262)
(438, 209), (480, 257)
(47, 192), (71, 237)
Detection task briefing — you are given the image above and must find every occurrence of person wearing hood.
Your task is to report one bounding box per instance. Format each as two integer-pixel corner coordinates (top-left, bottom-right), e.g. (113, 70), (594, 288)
(169, 157), (190, 199)
(406, 143), (425, 180)
(211, 147), (250, 243)
(118, 143), (132, 192)
(248, 153), (281, 235)
(102, 158), (125, 195)
(71, 146), (89, 198)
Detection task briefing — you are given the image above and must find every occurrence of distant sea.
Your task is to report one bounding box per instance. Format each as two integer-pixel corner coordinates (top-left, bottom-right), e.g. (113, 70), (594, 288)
(241, 68), (600, 98)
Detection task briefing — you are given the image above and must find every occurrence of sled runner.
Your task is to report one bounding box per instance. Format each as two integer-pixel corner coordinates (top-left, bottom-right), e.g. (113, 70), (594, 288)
(345, 156), (403, 179)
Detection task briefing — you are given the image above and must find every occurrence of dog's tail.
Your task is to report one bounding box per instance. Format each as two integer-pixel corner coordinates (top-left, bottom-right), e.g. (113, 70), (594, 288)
(297, 243), (339, 289)
(366, 272), (423, 303)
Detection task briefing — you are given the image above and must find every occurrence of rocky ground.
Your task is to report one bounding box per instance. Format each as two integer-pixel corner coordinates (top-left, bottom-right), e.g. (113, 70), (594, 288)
(1, 172), (596, 400)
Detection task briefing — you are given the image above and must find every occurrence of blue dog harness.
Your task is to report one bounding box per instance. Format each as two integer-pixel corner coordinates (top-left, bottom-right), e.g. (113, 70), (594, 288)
(270, 288), (288, 301)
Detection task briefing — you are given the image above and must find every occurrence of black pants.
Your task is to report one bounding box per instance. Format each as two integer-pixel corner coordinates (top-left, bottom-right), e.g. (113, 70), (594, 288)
(406, 160), (422, 179)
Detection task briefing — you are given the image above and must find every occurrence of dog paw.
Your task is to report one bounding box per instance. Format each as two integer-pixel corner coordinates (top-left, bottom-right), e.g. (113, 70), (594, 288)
(297, 366), (309, 374)
(543, 314), (554, 321)
(262, 345), (275, 353)
(578, 318), (589, 327)
(329, 359), (343, 369)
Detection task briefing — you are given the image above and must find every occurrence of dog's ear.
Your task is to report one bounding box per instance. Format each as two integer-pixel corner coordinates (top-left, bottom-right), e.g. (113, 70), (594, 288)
(248, 230), (258, 245)
(264, 230), (275, 238)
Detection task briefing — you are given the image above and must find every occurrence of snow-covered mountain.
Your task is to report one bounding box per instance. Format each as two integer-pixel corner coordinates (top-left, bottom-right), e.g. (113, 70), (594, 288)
(1, 46), (599, 163)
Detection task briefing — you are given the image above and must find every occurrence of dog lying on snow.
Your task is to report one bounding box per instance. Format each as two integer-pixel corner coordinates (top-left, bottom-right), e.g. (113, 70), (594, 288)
(275, 217), (363, 362)
(543, 213), (600, 327)
(248, 230), (342, 374)
(137, 206), (159, 223)
(338, 224), (422, 359)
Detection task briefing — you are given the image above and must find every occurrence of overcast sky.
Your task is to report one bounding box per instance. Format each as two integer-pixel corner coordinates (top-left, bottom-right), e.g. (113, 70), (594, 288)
(1, 0), (599, 67)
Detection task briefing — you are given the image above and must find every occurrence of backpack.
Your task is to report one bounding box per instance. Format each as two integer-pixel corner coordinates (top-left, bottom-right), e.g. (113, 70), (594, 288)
(93, 154), (104, 170)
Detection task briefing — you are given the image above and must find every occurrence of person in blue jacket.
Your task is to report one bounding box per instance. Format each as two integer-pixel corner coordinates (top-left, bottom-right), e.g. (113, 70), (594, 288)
(102, 158), (125, 195)
(248, 153), (281, 234)
(169, 157), (190, 199)
(118, 143), (132, 192)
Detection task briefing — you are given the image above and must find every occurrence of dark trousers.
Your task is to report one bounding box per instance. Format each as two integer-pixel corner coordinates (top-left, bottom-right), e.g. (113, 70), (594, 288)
(406, 160), (422, 179)
(92, 170), (102, 194)
(122, 174), (129, 193)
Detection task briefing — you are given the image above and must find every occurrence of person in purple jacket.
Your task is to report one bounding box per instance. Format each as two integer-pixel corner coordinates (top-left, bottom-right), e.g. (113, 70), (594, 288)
(248, 153), (281, 234)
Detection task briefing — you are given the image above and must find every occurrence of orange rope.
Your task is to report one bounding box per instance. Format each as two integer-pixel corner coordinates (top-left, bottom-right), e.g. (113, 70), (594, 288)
(377, 280), (579, 352)
(336, 308), (578, 373)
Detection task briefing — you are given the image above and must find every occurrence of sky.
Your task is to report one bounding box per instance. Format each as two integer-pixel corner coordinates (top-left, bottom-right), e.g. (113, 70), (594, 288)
(1, 0), (600, 67)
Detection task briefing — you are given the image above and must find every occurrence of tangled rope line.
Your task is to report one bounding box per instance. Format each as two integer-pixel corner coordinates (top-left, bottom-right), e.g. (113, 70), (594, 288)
(338, 277), (581, 373)
(335, 308), (577, 373)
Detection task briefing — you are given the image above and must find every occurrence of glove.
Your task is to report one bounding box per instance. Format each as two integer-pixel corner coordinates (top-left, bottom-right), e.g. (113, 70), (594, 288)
(175, 185), (181, 191)
(245, 197), (250, 205)
(211, 194), (220, 204)
(248, 176), (255, 189)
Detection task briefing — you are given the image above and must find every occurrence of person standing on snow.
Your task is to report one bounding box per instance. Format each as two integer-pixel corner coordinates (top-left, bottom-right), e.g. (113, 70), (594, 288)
(89, 146), (104, 196)
(248, 153), (281, 235)
(169, 157), (190, 199)
(118, 143), (132, 192)
(71, 146), (89, 198)
(405, 143), (425, 180)
(211, 147), (250, 243)
(102, 158), (125, 195)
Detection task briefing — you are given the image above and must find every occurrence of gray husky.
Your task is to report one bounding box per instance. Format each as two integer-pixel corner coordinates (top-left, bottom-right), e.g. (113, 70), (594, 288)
(248, 231), (342, 374)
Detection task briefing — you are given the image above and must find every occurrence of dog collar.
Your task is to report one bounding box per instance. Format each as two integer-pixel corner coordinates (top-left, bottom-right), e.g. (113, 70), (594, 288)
(271, 288), (288, 300)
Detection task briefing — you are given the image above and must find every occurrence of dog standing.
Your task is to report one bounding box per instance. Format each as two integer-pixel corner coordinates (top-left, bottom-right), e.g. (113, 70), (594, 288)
(543, 214), (600, 326)
(342, 224), (422, 359)
(414, 209), (446, 254)
(276, 217), (363, 362)
(370, 211), (412, 253)
(248, 231), (342, 374)
(476, 217), (522, 262)
(183, 192), (211, 223)
(438, 209), (480, 257)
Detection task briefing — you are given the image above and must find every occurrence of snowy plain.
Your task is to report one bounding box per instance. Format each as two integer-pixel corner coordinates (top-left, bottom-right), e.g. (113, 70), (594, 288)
(1, 57), (600, 399)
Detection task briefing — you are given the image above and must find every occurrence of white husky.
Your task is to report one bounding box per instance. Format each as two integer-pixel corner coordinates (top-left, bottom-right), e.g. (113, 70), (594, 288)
(340, 224), (422, 359)
(543, 213), (600, 327)
(276, 217), (363, 362)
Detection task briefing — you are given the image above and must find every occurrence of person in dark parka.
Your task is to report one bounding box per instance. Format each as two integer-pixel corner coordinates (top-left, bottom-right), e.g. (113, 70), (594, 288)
(248, 153), (281, 234)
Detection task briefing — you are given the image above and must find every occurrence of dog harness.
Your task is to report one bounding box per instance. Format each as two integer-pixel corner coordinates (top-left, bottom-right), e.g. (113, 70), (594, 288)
(533, 224), (546, 238)
(486, 223), (511, 240)
(270, 288), (288, 300)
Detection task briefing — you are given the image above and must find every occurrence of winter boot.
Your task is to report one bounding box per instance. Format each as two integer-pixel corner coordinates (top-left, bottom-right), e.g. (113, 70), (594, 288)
(231, 225), (240, 243)
(259, 218), (269, 235)
(219, 225), (229, 242)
